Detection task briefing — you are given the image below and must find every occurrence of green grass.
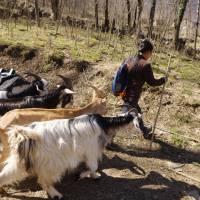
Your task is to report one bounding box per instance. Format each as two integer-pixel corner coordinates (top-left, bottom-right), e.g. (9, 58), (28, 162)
(0, 19), (199, 82)
(0, 19), (137, 63)
(170, 128), (185, 148)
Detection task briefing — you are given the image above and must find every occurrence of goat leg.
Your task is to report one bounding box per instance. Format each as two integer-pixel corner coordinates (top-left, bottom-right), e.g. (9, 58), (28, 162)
(40, 183), (63, 200)
(80, 156), (101, 180)
(0, 156), (28, 187)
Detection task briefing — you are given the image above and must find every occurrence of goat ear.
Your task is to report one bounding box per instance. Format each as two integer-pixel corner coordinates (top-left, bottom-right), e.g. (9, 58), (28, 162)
(64, 89), (76, 94)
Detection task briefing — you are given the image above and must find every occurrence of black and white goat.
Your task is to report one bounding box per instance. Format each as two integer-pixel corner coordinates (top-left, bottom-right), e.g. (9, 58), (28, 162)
(0, 73), (48, 99)
(0, 70), (29, 91)
(0, 68), (16, 85)
(0, 75), (74, 116)
(0, 109), (140, 199)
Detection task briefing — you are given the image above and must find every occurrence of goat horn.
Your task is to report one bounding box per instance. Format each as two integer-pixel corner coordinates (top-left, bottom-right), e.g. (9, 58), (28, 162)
(64, 88), (76, 94)
(128, 108), (138, 116)
(25, 73), (41, 80)
(84, 82), (106, 99)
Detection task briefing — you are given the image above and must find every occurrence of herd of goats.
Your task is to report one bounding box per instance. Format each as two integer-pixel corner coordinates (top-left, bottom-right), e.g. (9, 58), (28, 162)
(0, 68), (140, 199)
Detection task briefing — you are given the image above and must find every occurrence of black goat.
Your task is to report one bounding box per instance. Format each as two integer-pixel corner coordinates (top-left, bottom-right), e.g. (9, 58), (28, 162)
(0, 75), (74, 116)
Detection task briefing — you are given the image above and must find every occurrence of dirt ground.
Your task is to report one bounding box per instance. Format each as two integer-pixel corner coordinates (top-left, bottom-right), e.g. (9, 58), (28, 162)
(0, 56), (199, 200)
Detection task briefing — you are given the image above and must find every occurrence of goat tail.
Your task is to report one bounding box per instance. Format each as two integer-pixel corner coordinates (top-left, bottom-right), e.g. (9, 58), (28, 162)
(0, 128), (9, 165)
(12, 126), (41, 142)
(12, 126), (41, 172)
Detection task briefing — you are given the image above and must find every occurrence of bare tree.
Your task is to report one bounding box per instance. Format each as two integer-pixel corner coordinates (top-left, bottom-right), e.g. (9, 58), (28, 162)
(194, 0), (200, 50)
(132, 5), (137, 32)
(136, 0), (143, 37)
(42, 0), (46, 7)
(111, 18), (116, 33)
(34, 0), (40, 27)
(126, 0), (131, 32)
(148, 0), (157, 38)
(51, 0), (61, 21)
(174, 0), (188, 49)
(103, 0), (109, 32)
(94, 0), (99, 30)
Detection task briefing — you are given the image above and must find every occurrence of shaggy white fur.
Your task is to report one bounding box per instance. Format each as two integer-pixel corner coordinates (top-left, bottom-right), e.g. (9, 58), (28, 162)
(2, 116), (106, 199)
(0, 111), (139, 199)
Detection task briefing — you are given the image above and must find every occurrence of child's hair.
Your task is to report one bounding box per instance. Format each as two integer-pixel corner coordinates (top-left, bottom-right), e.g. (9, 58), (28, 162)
(138, 39), (153, 53)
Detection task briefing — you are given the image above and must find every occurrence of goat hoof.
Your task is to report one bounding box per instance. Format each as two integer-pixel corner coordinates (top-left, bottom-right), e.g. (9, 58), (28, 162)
(91, 173), (101, 181)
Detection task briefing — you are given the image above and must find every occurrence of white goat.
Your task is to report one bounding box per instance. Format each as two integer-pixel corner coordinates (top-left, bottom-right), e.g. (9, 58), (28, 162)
(0, 110), (140, 199)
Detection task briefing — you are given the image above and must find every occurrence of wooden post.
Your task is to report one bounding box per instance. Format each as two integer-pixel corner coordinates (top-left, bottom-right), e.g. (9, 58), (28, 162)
(149, 54), (172, 150)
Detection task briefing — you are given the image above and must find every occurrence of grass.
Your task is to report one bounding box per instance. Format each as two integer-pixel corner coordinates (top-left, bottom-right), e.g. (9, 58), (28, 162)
(0, 20), (136, 63)
(170, 128), (185, 148)
(0, 19), (199, 83)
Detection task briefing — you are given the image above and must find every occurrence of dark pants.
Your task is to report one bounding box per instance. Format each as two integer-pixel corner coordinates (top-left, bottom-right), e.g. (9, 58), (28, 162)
(121, 102), (151, 135)
(121, 102), (142, 114)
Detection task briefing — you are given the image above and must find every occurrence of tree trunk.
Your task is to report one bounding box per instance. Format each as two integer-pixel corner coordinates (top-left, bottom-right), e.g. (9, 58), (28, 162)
(82, 0), (86, 17)
(111, 18), (116, 34)
(51, 0), (61, 21)
(103, 0), (109, 32)
(148, 0), (157, 38)
(174, 0), (188, 49)
(42, 0), (46, 7)
(133, 5), (137, 32)
(137, 0), (143, 37)
(126, 0), (131, 32)
(34, 0), (40, 27)
(194, 0), (200, 50)
(94, 0), (99, 30)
